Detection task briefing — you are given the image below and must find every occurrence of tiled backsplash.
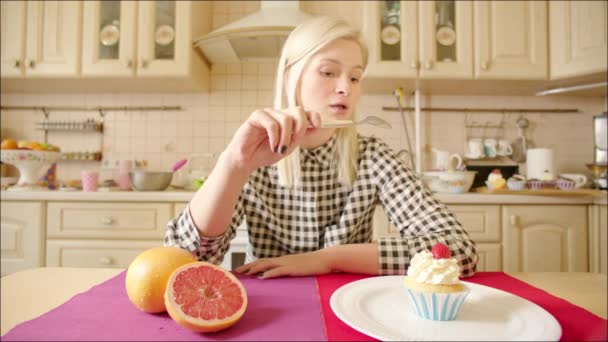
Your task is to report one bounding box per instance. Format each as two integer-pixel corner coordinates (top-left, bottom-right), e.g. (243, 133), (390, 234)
(1, 74), (605, 183)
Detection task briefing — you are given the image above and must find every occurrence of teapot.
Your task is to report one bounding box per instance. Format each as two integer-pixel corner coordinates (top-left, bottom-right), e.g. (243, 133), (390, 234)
(432, 148), (464, 171)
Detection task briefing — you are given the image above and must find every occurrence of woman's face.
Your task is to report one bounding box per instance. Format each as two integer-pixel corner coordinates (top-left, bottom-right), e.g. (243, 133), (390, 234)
(297, 38), (364, 122)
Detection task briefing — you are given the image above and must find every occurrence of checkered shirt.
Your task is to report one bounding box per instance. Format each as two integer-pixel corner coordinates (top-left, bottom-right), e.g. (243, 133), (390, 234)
(165, 134), (478, 277)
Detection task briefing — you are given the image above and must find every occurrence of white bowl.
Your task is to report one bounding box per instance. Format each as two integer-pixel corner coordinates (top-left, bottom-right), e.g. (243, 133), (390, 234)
(0, 150), (61, 186)
(422, 171), (477, 193)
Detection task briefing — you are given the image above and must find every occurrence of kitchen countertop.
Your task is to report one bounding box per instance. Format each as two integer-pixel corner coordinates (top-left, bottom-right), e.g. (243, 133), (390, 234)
(1, 267), (606, 337)
(2, 189), (607, 204)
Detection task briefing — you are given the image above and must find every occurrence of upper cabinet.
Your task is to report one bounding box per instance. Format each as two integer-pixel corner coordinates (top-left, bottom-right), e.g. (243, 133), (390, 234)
(0, 1), (81, 78)
(1, 0), (211, 92)
(473, 1), (547, 80)
(549, 0), (608, 80)
(363, 0), (548, 80)
(82, 1), (208, 78)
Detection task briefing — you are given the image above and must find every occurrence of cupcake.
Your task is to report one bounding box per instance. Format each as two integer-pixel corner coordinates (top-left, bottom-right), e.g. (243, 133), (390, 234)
(557, 177), (576, 190)
(507, 174), (526, 191)
(486, 169), (506, 190)
(404, 243), (470, 321)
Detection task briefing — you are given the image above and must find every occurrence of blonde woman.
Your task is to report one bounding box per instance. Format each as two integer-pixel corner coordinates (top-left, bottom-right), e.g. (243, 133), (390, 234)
(165, 16), (478, 279)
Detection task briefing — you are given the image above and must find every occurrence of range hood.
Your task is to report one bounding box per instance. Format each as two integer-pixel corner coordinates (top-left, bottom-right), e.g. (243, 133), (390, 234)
(194, 1), (311, 64)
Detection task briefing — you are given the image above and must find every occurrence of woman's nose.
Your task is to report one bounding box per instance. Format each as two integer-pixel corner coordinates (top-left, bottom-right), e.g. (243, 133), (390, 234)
(335, 77), (351, 96)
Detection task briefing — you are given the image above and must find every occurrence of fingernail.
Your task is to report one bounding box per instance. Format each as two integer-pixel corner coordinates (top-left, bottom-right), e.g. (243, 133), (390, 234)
(257, 273), (265, 279)
(280, 145), (287, 154)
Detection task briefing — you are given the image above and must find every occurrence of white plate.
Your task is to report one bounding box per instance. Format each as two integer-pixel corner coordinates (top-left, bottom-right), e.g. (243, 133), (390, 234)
(155, 25), (175, 46)
(100, 24), (120, 46)
(330, 276), (561, 341)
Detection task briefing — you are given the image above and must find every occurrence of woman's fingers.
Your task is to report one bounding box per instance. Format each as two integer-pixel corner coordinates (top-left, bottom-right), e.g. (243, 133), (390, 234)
(250, 109), (280, 152)
(265, 108), (294, 153)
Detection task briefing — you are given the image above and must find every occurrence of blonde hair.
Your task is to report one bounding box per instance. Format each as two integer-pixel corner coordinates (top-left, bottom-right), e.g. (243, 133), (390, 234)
(274, 16), (368, 188)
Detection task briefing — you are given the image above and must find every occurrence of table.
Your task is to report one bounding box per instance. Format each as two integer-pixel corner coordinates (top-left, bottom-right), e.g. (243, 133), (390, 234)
(1, 267), (607, 340)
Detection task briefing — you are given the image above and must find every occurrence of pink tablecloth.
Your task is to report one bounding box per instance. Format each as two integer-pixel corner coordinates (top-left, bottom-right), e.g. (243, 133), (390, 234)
(1, 271), (326, 341)
(316, 272), (608, 341)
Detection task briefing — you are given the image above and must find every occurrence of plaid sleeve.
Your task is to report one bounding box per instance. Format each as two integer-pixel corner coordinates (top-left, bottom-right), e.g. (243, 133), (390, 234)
(370, 138), (478, 277)
(164, 191), (246, 265)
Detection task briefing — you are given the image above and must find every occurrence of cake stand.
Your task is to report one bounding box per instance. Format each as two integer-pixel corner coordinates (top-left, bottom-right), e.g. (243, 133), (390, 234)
(0, 150), (61, 191)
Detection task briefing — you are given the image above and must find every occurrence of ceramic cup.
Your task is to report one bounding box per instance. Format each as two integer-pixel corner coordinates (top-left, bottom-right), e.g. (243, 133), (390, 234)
(497, 139), (513, 156)
(467, 138), (485, 159)
(484, 138), (498, 158)
(559, 173), (588, 188)
(81, 170), (99, 192)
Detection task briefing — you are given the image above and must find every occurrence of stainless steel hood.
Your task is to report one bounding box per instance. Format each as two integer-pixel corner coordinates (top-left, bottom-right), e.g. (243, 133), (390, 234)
(194, 1), (311, 64)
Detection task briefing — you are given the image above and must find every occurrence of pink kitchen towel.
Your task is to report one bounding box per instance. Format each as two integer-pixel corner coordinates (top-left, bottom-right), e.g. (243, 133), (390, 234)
(2, 271), (326, 341)
(317, 272), (608, 342)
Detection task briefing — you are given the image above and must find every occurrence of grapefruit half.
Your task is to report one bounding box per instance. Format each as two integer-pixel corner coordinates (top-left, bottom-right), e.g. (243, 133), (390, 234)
(164, 261), (248, 333)
(125, 246), (197, 313)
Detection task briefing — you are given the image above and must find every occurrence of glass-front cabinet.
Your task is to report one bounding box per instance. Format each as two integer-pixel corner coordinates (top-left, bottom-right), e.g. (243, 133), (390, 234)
(363, 1), (418, 78)
(82, 0), (193, 77)
(363, 0), (472, 79)
(418, 0), (472, 78)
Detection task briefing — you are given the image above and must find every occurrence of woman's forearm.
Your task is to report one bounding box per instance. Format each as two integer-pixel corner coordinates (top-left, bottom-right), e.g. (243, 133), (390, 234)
(188, 151), (250, 237)
(319, 243), (380, 275)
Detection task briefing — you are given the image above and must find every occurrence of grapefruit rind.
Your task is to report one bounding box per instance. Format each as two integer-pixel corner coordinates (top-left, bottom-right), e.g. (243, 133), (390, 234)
(164, 261), (248, 333)
(125, 246), (197, 313)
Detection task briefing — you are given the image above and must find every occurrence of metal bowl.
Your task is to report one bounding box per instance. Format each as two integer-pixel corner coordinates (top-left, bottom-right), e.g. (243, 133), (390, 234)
(129, 171), (173, 191)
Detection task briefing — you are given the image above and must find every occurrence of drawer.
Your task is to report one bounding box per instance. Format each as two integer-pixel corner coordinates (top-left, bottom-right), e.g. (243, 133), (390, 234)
(47, 202), (172, 239)
(372, 204), (500, 242)
(450, 205), (501, 242)
(46, 239), (162, 268)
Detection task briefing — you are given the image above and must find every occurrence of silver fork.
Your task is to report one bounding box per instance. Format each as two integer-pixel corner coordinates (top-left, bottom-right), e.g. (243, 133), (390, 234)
(311, 116), (392, 129)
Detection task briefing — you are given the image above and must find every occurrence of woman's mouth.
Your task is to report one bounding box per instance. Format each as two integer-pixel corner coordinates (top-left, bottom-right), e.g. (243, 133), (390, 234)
(328, 104), (349, 115)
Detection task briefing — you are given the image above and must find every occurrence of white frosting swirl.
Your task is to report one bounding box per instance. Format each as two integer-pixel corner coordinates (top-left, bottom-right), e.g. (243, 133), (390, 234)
(407, 250), (461, 285)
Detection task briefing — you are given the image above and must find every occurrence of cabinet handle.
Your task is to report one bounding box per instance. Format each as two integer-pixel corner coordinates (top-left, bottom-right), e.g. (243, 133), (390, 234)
(424, 59), (433, 70)
(100, 217), (114, 225)
(27, 60), (35, 69)
(410, 60), (419, 69)
(481, 61), (489, 70)
(140, 60), (148, 68)
(122, 59), (133, 68)
(510, 214), (519, 226)
(98, 256), (113, 265)
(13, 60), (21, 68)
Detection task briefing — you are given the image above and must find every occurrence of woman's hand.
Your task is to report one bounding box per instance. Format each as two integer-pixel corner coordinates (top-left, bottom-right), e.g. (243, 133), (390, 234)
(234, 251), (334, 279)
(224, 107), (322, 173)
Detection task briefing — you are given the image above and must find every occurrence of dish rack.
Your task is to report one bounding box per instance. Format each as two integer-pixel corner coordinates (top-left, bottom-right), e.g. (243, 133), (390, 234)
(36, 109), (104, 162)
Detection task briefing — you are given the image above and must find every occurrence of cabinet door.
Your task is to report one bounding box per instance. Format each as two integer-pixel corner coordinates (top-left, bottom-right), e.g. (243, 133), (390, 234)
(418, 0), (473, 78)
(82, 1), (137, 76)
(0, 0), (27, 77)
(475, 243), (501, 271)
(24, 0), (82, 77)
(362, 0), (418, 78)
(0, 202), (45, 276)
(549, 1), (608, 79)
(474, 1), (548, 79)
(136, 0), (190, 76)
(502, 205), (588, 272)
(589, 204), (607, 275)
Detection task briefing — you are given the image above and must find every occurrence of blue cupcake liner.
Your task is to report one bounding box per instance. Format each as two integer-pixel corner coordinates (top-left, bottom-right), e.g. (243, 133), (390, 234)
(405, 285), (470, 321)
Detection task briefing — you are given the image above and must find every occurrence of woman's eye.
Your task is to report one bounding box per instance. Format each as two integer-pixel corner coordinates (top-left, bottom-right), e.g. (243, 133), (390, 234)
(320, 71), (335, 77)
(351, 77), (360, 83)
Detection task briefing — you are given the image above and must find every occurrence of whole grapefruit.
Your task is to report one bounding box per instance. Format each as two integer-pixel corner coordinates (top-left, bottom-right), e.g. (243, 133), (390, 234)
(165, 261), (248, 332)
(125, 246), (197, 313)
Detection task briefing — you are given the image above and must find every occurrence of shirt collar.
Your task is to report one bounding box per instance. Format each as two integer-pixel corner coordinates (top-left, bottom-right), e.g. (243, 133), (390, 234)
(300, 134), (337, 167)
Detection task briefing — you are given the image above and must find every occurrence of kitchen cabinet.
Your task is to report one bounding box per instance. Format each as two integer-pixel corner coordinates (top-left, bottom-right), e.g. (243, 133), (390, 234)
(45, 202), (171, 268)
(0, 201), (46, 276)
(363, 1), (547, 80)
(589, 204), (607, 275)
(502, 205), (588, 272)
(473, 1), (548, 79)
(0, 1), (82, 78)
(82, 1), (210, 80)
(549, 0), (608, 79)
(372, 204), (502, 271)
(362, 1), (472, 79)
(174, 202), (248, 270)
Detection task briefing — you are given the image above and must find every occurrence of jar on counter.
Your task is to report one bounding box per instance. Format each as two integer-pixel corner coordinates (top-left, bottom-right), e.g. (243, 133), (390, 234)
(117, 160), (132, 190)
